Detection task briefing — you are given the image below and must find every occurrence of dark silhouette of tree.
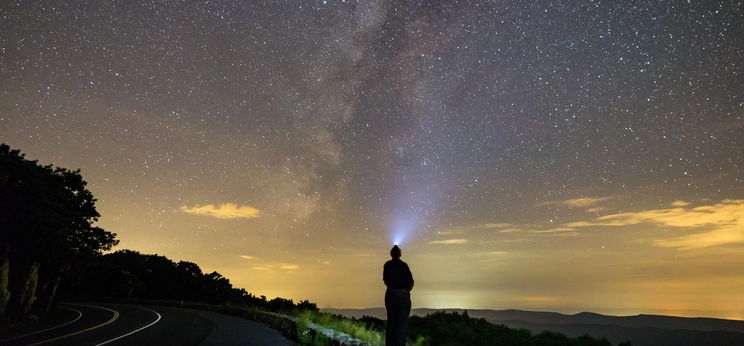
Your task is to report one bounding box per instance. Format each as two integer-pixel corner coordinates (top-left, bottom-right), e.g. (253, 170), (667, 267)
(296, 299), (318, 312)
(73, 249), (319, 314)
(0, 144), (117, 322)
(407, 311), (612, 346)
(356, 315), (386, 333)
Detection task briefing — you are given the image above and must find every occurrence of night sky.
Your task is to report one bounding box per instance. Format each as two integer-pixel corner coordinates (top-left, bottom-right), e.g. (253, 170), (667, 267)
(2, 1), (744, 318)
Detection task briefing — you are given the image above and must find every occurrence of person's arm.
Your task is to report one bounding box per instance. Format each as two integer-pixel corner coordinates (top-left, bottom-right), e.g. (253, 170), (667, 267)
(406, 263), (414, 291)
(383, 262), (389, 286)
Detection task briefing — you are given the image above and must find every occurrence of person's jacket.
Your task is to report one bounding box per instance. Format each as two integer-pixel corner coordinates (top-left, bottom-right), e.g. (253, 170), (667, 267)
(383, 258), (414, 290)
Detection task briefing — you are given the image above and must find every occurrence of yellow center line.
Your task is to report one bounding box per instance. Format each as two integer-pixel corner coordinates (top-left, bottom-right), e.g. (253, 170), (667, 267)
(27, 304), (119, 346)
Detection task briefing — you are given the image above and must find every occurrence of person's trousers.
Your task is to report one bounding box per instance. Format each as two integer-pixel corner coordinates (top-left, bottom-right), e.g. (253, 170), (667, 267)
(385, 288), (411, 346)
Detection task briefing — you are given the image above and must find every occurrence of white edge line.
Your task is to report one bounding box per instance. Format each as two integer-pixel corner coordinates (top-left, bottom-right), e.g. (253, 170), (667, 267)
(0, 306), (83, 341)
(95, 307), (161, 346)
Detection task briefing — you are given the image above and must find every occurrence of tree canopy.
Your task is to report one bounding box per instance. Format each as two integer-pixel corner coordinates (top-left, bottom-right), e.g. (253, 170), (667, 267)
(75, 249), (318, 313)
(0, 144), (117, 258)
(0, 143), (118, 321)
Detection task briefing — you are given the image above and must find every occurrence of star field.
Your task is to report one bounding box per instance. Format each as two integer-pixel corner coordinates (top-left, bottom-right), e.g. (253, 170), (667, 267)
(2, 0), (744, 317)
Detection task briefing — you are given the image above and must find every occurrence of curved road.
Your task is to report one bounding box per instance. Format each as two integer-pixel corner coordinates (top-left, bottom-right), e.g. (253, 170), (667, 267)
(0, 303), (293, 346)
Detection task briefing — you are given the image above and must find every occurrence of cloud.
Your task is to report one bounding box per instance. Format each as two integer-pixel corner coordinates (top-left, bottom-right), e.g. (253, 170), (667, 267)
(249, 262), (299, 272)
(476, 223), (512, 229)
(654, 226), (744, 250)
(518, 296), (562, 303)
(534, 227), (576, 233)
(564, 199), (744, 250)
(428, 239), (469, 244)
(180, 203), (260, 219)
(498, 228), (524, 233)
(671, 200), (691, 207)
(493, 226), (578, 235)
(566, 200), (743, 228)
(536, 196), (620, 208)
(240, 255), (256, 260)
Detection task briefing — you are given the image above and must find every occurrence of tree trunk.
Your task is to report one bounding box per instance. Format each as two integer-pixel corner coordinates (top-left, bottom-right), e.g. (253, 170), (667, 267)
(9, 261), (41, 321)
(0, 243), (10, 319)
(40, 276), (60, 313)
(37, 264), (66, 314)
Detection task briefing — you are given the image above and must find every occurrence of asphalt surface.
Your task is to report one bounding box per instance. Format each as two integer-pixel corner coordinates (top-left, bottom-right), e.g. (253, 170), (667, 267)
(0, 303), (294, 346)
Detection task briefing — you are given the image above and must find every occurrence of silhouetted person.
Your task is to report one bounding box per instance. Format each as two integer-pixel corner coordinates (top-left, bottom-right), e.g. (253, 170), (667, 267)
(383, 245), (414, 346)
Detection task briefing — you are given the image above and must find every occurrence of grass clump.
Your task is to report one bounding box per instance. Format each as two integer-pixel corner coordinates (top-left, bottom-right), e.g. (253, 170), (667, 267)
(297, 310), (384, 345)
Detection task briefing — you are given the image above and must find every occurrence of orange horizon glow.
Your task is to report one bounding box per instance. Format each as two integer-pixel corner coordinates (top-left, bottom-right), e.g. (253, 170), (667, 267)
(96, 195), (744, 321)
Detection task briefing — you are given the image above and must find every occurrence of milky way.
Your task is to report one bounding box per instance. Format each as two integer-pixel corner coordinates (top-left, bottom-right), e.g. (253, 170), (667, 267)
(2, 1), (743, 317)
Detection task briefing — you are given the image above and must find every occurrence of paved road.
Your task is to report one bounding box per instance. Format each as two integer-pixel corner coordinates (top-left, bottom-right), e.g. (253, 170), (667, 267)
(0, 303), (294, 346)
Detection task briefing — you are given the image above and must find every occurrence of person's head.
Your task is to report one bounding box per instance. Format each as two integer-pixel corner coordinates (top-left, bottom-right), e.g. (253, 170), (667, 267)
(390, 245), (401, 258)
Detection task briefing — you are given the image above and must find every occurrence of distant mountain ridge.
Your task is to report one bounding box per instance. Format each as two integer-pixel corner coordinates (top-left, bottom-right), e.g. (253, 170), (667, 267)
(322, 308), (744, 346)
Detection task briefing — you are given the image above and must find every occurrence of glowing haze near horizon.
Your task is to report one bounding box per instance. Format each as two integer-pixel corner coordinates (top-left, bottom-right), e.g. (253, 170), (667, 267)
(2, 1), (744, 319)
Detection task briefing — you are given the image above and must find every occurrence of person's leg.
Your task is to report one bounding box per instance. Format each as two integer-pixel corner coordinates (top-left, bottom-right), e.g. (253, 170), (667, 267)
(387, 290), (408, 346)
(385, 289), (396, 346)
(390, 290), (409, 346)
(391, 291), (411, 346)
(399, 291), (411, 346)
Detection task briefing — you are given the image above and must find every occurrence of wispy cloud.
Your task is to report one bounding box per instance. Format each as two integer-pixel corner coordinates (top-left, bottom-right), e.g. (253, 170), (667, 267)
(565, 199), (744, 250)
(240, 255), (256, 260)
(428, 239), (469, 245)
(280, 264), (300, 270)
(517, 296), (563, 303)
(536, 196), (621, 208)
(498, 228), (524, 233)
(476, 223), (512, 229)
(534, 227), (576, 233)
(492, 226), (578, 236)
(459, 199), (744, 249)
(180, 203), (260, 219)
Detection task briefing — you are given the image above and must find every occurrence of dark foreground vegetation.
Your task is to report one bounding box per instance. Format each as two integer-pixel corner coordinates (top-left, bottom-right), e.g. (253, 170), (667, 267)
(1, 144), (618, 345)
(304, 311), (615, 346)
(407, 311), (615, 346)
